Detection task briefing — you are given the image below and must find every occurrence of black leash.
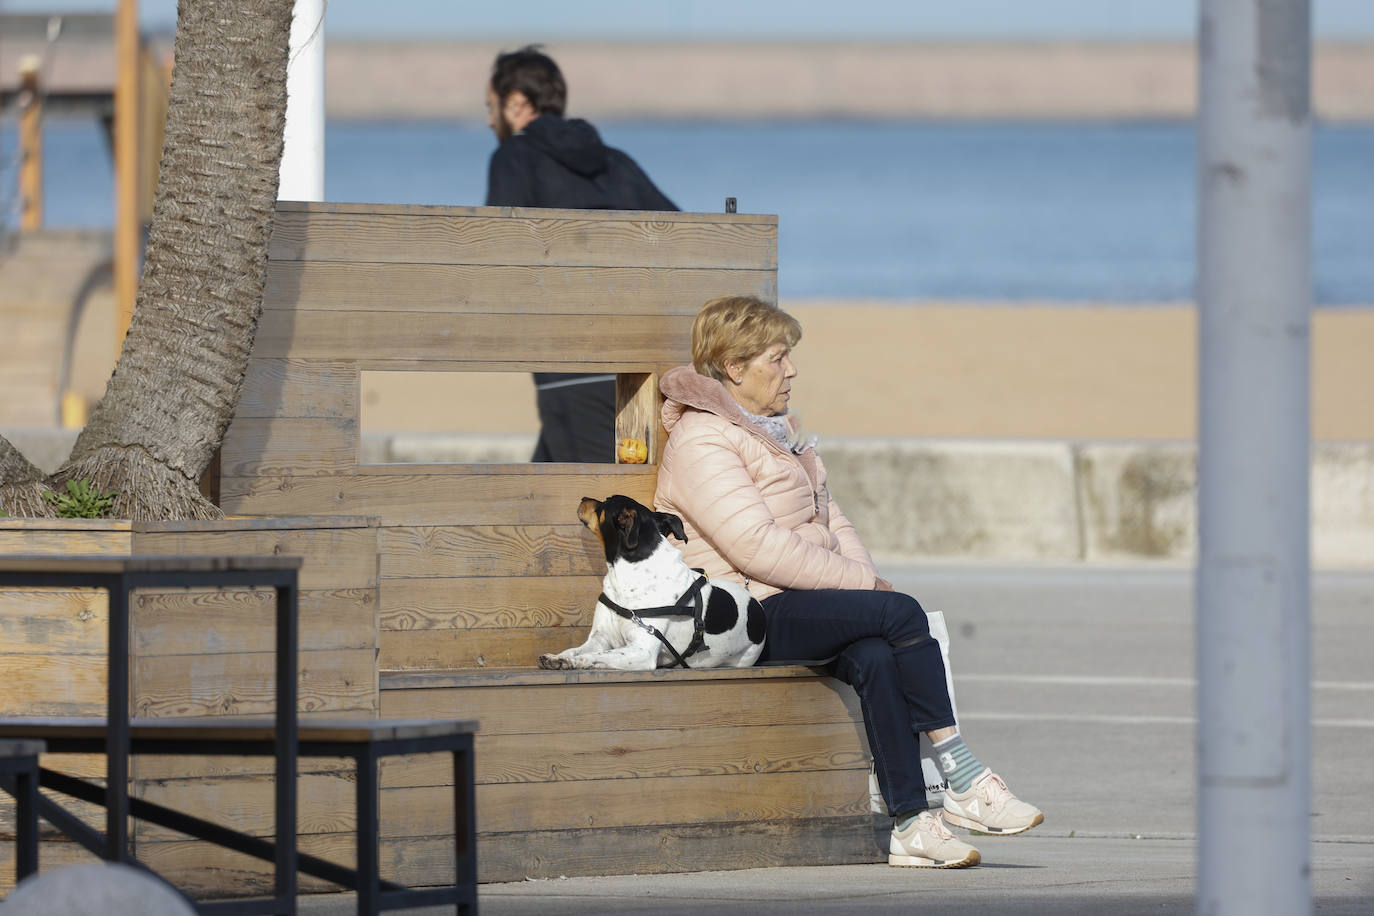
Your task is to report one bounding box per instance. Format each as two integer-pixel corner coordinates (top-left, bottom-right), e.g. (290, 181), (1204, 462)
(597, 574), (710, 668)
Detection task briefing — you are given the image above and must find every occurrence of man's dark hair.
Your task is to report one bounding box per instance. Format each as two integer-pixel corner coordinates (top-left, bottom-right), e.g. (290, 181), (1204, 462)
(490, 45), (567, 116)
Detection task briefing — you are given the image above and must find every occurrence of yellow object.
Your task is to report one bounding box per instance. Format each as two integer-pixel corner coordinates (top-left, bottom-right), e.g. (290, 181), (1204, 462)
(60, 391), (89, 429)
(617, 437), (648, 464)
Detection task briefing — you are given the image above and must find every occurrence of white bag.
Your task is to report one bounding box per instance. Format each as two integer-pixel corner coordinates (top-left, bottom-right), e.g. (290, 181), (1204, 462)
(869, 609), (959, 812)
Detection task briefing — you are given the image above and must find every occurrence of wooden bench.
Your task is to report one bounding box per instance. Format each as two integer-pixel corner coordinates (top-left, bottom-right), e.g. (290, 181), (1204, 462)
(212, 202), (880, 886)
(0, 718), (476, 916)
(0, 739), (43, 884)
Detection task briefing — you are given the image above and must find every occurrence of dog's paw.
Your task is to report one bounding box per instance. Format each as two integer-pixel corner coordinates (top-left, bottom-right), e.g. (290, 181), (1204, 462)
(537, 653), (575, 670)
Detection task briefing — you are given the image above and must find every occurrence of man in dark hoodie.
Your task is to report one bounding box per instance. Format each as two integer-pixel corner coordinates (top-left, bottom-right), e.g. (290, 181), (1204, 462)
(485, 45), (678, 463)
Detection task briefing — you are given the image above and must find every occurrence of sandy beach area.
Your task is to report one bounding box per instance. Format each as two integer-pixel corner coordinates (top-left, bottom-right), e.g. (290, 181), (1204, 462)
(359, 301), (1374, 444)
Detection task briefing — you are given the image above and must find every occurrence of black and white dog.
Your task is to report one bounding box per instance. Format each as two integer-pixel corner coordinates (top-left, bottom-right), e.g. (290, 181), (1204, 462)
(537, 495), (766, 671)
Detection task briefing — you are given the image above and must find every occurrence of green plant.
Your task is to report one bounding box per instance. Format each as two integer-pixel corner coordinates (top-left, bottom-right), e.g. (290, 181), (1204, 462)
(43, 479), (118, 518)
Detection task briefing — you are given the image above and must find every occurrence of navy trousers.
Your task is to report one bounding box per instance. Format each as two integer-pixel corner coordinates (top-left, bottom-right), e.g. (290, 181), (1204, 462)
(759, 588), (957, 816)
(530, 376), (616, 463)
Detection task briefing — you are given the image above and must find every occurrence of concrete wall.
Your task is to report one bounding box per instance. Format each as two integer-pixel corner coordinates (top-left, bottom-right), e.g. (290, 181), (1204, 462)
(319, 40), (1374, 122)
(828, 439), (1372, 568)
(9, 428), (1369, 568)
(323, 432), (1374, 569)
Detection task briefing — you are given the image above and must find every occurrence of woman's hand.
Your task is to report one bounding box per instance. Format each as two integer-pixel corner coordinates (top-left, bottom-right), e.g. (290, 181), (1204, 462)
(874, 576), (894, 591)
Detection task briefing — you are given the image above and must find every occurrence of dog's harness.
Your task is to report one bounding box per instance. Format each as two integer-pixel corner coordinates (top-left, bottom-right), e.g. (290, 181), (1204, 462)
(597, 574), (710, 668)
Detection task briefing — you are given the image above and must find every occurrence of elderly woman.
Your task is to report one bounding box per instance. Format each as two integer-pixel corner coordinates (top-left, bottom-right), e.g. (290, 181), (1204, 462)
(654, 295), (1042, 869)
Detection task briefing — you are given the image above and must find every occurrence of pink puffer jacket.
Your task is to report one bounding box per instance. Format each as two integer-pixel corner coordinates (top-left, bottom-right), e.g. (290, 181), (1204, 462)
(654, 365), (879, 600)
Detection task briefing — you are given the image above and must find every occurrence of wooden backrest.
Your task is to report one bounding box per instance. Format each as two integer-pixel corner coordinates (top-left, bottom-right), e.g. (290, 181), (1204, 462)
(222, 202), (777, 670)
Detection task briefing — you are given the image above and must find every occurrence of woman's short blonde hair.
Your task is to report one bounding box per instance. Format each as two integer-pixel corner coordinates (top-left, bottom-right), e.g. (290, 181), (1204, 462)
(691, 296), (802, 383)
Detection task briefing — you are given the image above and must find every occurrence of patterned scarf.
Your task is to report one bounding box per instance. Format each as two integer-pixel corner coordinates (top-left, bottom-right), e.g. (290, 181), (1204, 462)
(742, 409), (818, 455)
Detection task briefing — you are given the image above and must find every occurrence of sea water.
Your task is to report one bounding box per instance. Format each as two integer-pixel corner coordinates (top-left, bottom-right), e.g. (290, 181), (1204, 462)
(3, 119), (1370, 303)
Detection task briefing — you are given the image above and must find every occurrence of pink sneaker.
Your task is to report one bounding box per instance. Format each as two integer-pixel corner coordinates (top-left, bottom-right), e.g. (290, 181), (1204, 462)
(942, 769), (1044, 835)
(888, 811), (981, 868)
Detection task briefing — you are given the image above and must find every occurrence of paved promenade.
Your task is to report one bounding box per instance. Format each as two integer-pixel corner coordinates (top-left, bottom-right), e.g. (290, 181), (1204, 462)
(299, 563), (1373, 914)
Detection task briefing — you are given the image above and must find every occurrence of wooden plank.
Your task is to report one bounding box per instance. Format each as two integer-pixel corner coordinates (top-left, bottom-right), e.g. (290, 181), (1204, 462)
(0, 588), (107, 655)
(0, 555), (303, 576)
(250, 310), (693, 364)
(134, 771), (356, 841)
(0, 520), (133, 534)
(380, 722), (868, 787)
(0, 790), (106, 837)
(130, 526), (378, 589)
(380, 576), (601, 631)
(132, 648), (376, 718)
(274, 200), (777, 224)
(148, 810), (870, 896)
(268, 209), (777, 270)
(381, 816), (882, 885)
(388, 769), (869, 836)
(0, 838), (107, 895)
(0, 793), (107, 837)
(378, 525), (603, 578)
(0, 529), (132, 556)
(380, 664), (826, 690)
(36, 753), (111, 779)
(380, 676), (861, 736)
(0, 654), (107, 716)
(132, 517), (374, 533)
(219, 417), (358, 477)
(135, 752), (353, 781)
(236, 359), (358, 419)
(133, 587), (376, 654)
(379, 625), (585, 670)
(132, 833), (358, 897)
(266, 261), (776, 314)
(221, 472), (657, 526)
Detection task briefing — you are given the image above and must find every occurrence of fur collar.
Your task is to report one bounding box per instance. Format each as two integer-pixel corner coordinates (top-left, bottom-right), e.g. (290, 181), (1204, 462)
(660, 365), (820, 488)
(660, 365), (799, 438)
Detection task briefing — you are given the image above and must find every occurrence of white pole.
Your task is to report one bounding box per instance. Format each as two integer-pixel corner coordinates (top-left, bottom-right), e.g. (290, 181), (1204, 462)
(1195, 1), (1312, 914)
(279, 0), (326, 201)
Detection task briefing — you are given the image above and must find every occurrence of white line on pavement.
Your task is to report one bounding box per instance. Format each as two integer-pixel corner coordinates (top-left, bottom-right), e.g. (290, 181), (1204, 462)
(958, 674), (1374, 691)
(961, 711), (1374, 728)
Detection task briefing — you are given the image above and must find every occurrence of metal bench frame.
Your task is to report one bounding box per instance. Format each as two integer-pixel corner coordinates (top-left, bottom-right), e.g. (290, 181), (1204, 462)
(0, 718), (476, 915)
(0, 556), (480, 915)
(0, 738), (43, 884)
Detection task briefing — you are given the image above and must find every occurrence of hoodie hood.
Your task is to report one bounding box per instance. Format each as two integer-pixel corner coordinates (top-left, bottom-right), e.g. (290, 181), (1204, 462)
(520, 115), (609, 177)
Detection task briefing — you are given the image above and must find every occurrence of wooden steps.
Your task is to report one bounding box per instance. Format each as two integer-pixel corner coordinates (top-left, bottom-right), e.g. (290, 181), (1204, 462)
(204, 202), (879, 889)
(376, 666), (880, 882)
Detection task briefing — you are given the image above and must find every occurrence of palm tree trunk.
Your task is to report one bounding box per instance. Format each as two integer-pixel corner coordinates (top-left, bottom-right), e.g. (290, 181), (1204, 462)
(52, 0), (294, 520)
(0, 434), (48, 516)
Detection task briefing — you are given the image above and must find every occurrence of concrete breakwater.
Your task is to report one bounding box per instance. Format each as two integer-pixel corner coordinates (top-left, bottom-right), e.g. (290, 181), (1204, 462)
(320, 40), (1374, 122)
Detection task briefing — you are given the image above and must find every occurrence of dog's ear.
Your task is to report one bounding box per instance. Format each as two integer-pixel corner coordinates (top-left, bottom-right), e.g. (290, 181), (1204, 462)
(654, 512), (687, 543)
(577, 497), (601, 529)
(615, 507), (640, 550)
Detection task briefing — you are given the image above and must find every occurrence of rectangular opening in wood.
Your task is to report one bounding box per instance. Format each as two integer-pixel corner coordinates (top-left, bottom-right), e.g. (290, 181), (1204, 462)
(359, 370), (658, 466)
